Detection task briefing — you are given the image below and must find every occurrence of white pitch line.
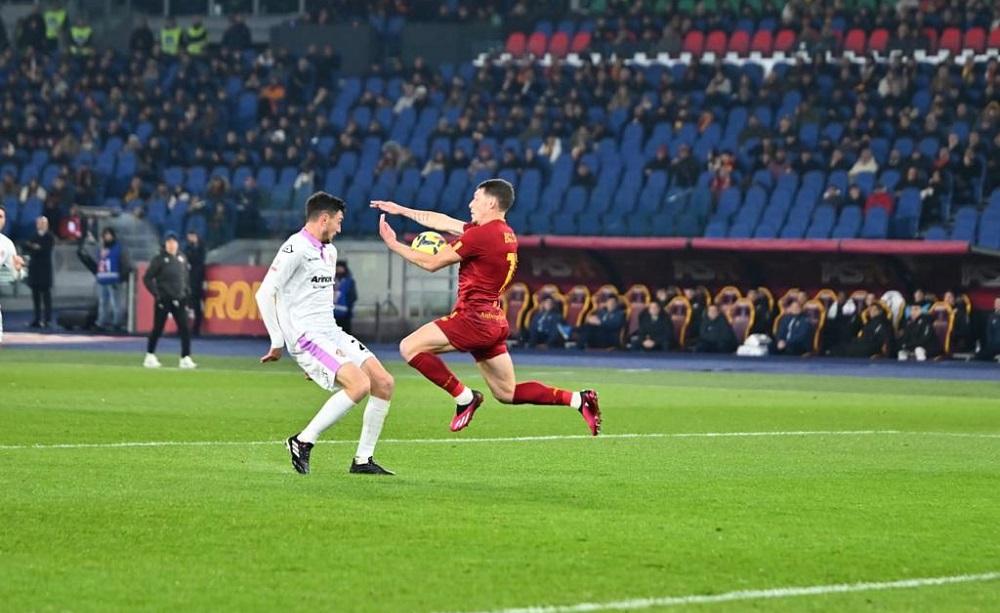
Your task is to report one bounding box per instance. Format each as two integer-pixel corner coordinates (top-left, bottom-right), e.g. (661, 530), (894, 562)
(1, 429), (998, 451)
(453, 571), (1000, 613)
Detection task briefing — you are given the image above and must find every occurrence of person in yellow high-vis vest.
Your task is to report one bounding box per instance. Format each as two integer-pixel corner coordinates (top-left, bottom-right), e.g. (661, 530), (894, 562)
(160, 17), (181, 56)
(184, 18), (207, 56)
(69, 18), (93, 55)
(42, 3), (67, 52)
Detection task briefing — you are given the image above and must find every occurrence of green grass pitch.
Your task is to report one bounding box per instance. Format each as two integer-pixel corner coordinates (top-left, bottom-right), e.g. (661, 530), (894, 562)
(2, 349), (999, 612)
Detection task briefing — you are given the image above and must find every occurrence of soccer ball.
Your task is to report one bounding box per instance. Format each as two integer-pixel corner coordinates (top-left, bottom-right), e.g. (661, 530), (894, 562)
(411, 231), (447, 255)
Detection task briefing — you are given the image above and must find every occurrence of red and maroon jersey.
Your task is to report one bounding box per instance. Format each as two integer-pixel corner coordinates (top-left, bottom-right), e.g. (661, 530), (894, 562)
(450, 219), (518, 312)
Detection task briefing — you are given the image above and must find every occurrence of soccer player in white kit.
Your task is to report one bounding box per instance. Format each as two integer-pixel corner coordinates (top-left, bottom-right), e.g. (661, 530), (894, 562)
(0, 204), (27, 344)
(255, 193), (395, 475)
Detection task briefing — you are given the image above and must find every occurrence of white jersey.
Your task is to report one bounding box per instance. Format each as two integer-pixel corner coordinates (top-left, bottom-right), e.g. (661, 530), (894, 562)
(0, 232), (24, 281)
(255, 228), (341, 350)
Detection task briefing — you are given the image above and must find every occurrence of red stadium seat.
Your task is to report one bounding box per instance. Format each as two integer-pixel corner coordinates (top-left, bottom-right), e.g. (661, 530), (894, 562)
(750, 30), (773, 53)
(728, 30), (750, 55)
(683, 31), (705, 55)
(868, 28), (889, 52)
(527, 32), (548, 56)
(506, 32), (526, 55)
(548, 31), (569, 57)
(569, 31), (591, 53)
(705, 30), (727, 55)
(923, 27), (938, 52)
(773, 29), (796, 53)
(939, 27), (961, 54)
(843, 29), (866, 54)
(964, 27), (986, 52)
(990, 27), (1000, 49)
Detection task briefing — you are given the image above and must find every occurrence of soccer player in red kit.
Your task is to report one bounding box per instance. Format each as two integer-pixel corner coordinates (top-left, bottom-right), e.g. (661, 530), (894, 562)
(371, 179), (601, 434)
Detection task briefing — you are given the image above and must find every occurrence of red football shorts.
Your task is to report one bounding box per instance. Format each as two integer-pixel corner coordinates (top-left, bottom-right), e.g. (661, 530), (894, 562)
(434, 309), (509, 362)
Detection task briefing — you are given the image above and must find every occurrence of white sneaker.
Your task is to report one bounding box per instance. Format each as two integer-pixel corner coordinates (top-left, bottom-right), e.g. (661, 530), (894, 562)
(143, 353), (162, 368)
(179, 356), (198, 369)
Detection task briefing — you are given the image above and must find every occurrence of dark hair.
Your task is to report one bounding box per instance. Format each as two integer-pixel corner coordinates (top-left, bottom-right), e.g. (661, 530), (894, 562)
(305, 191), (345, 220)
(477, 179), (515, 212)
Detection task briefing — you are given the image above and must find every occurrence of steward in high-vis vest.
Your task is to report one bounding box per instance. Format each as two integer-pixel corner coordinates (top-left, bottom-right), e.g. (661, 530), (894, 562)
(42, 4), (67, 51)
(160, 18), (181, 56)
(184, 18), (207, 55)
(69, 18), (93, 55)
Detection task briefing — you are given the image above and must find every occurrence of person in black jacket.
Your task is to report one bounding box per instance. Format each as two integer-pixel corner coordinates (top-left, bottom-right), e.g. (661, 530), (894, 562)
(23, 216), (54, 328)
(628, 301), (673, 351)
(693, 304), (737, 353)
(897, 305), (940, 361)
(978, 297), (1000, 362)
(184, 230), (206, 337)
(143, 232), (196, 369)
(830, 304), (893, 358)
(578, 296), (625, 349)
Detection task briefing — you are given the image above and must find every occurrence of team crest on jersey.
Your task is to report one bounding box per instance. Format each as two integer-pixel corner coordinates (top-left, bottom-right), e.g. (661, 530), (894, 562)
(282, 244), (294, 253)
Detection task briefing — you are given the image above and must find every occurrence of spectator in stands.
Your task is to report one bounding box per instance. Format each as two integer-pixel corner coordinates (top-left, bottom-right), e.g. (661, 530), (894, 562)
(644, 146), (671, 175)
(160, 17), (181, 56)
(774, 300), (814, 356)
(628, 301), (673, 352)
(920, 170), (949, 227)
(23, 216), (54, 329)
(671, 144), (700, 189)
(844, 184), (864, 210)
(334, 260), (357, 334)
(865, 183), (894, 214)
(129, 17), (154, 55)
(0, 14), (8, 51)
(222, 14), (252, 50)
(954, 149), (983, 206)
(19, 178), (46, 205)
(978, 297), (1000, 362)
(96, 228), (124, 331)
(572, 162), (597, 189)
(16, 5), (45, 51)
(830, 303), (892, 358)
(828, 148), (851, 172)
(693, 305), (737, 354)
(849, 147), (879, 180)
(897, 304), (939, 362)
(821, 185), (845, 211)
(539, 135), (562, 164)
(578, 296), (625, 350)
(897, 167), (924, 192)
(184, 230), (206, 337)
(468, 146), (498, 176)
(524, 296), (566, 349)
(235, 176), (264, 239)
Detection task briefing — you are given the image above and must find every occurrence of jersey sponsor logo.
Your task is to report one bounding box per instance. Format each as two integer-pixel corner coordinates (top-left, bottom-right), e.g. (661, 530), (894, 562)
(310, 275), (333, 284)
(281, 244), (294, 253)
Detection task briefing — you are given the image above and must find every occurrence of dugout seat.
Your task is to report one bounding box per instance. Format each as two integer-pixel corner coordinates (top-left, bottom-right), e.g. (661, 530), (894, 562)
(564, 285), (592, 327)
(714, 285), (742, 314)
(666, 295), (693, 349)
(726, 299), (755, 343)
(802, 299), (827, 354)
(929, 301), (955, 357)
(501, 282), (530, 340)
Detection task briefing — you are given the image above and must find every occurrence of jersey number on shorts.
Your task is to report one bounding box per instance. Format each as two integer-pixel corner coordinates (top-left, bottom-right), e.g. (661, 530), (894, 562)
(500, 253), (518, 293)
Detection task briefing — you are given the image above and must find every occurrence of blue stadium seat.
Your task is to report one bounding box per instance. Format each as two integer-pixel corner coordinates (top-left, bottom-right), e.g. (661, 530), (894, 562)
(860, 207), (889, 239)
(831, 206), (862, 239)
(256, 166), (276, 191)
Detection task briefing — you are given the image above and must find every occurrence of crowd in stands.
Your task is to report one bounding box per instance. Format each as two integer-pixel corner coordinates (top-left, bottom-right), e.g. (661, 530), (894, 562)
(0, 2), (998, 253)
(510, 282), (1000, 361)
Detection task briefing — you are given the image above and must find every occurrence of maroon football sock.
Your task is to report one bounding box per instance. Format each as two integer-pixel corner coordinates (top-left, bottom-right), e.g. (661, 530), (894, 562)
(512, 381), (573, 406)
(408, 352), (464, 397)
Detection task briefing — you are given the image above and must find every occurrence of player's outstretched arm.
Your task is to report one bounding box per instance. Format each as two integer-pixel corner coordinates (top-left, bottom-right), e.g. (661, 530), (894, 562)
(370, 200), (465, 235)
(254, 245), (299, 359)
(378, 214), (461, 272)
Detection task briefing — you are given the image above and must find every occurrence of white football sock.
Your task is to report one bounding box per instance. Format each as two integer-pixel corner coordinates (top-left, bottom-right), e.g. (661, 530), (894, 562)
(298, 390), (356, 444)
(570, 392), (582, 409)
(454, 386), (473, 405)
(355, 396), (390, 462)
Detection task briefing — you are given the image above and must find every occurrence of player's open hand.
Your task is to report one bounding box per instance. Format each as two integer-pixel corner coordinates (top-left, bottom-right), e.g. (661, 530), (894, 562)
(260, 347), (282, 363)
(12, 255), (24, 271)
(370, 200), (404, 216)
(378, 214), (397, 244)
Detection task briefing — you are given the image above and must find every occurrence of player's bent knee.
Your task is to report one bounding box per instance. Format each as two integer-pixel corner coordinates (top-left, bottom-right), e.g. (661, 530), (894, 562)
(371, 372), (394, 398)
